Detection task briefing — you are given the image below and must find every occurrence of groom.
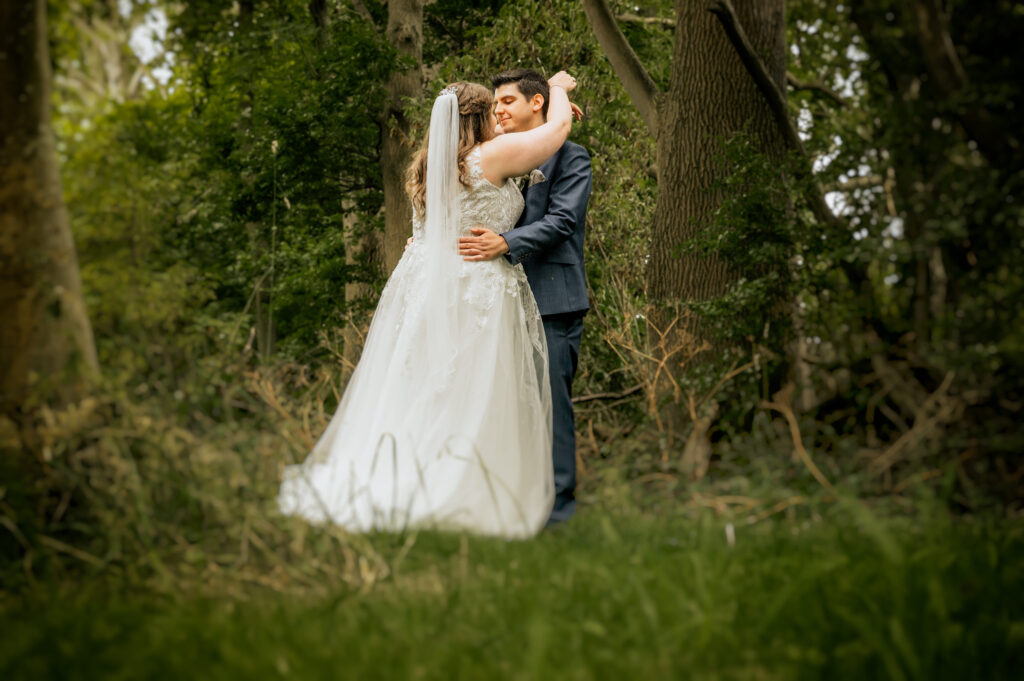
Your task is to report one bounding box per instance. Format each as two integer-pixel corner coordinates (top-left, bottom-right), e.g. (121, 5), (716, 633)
(458, 68), (592, 525)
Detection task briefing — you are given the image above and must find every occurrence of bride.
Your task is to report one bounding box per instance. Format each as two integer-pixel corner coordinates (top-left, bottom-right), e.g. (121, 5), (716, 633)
(277, 71), (579, 538)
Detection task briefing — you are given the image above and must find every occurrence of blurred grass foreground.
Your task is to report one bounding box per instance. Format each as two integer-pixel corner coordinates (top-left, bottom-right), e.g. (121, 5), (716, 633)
(2, 375), (1022, 679)
(2, 372), (1022, 679)
(2, 501), (1022, 680)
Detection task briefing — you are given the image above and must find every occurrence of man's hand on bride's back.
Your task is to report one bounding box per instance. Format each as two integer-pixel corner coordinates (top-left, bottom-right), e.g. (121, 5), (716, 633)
(459, 227), (509, 262)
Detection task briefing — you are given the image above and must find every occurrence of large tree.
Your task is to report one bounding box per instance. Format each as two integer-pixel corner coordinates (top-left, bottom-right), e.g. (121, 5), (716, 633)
(583, 0), (790, 446)
(583, 0), (788, 333)
(381, 0), (426, 273)
(0, 0), (99, 413)
(349, 0), (426, 275)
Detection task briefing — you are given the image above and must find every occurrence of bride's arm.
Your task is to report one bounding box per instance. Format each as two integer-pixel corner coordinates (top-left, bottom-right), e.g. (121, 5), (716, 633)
(479, 72), (575, 182)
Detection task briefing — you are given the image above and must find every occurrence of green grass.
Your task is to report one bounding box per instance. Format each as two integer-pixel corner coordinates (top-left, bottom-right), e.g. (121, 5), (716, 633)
(2, 501), (1022, 680)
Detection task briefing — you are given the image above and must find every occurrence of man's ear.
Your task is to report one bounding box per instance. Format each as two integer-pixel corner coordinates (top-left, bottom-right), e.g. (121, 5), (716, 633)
(531, 93), (545, 113)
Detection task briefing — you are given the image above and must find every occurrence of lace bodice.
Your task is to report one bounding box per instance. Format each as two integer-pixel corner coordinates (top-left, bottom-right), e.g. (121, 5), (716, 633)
(391, 143), (543, 379)
(412, 146), (524, 238)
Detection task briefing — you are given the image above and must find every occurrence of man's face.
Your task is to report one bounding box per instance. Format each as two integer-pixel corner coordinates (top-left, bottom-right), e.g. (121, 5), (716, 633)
(493, 83), (544, 133)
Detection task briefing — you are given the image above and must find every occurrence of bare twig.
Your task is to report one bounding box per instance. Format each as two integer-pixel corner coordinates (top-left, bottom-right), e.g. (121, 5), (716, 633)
(761, 384), (836, 493)
(786, 71), (847, 108)
(869, 353), (930, 420)
(747, 495), (810, 524)
(573, 383), (644, 404)
(697, 359), (756, 410)
(39, 535), (106, 568)
(869, 371), (961, 475)
(680, 395), (718, 481)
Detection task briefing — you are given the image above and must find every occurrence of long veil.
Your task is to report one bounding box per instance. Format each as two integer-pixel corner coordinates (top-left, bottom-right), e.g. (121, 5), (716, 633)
(419, 88), (462, 389)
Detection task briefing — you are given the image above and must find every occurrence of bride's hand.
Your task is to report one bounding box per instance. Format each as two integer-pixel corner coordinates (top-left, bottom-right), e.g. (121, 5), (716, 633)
(548, 70), (577, 93)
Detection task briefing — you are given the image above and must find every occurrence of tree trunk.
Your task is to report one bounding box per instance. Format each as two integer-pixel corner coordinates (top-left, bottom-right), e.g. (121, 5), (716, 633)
(651, 0), (786, 433)
(341, 200), (377, 382)
(0, 0), (99, 413)
(380, 0), (424, 274)
(584, 0), (788, 441)
(649, 0), (787, 325)
(308, 0), (328, 50)
(848, 2), (939, 350)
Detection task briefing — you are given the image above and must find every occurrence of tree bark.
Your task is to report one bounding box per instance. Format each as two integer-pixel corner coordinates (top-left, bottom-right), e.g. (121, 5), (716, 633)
(380, 0), (424, 274)
(0, 0), (99, 413)
(649, 0), (787, 320)
(585, 0), (788, 329)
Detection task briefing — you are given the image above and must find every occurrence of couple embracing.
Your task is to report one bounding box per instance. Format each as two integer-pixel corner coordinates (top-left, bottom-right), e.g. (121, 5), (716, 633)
(278, 68), (591, 538)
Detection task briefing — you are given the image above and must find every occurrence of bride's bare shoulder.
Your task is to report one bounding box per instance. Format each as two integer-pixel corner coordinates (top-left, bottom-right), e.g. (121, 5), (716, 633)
(476, 140), (508, 186)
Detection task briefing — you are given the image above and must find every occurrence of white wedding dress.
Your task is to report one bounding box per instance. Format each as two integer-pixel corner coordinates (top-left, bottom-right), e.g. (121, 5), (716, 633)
(277, 143), (554, 538)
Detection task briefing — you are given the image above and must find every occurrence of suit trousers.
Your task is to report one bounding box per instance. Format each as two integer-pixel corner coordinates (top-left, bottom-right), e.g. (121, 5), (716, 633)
(542, 311), (584, 524)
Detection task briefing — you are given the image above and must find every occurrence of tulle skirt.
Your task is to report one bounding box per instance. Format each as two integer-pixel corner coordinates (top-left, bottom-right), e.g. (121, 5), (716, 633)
(277, 240), (554, 538)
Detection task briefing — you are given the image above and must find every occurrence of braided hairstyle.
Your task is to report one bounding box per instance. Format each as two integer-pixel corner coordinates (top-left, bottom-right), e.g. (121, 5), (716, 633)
(406, 81), (496, 215)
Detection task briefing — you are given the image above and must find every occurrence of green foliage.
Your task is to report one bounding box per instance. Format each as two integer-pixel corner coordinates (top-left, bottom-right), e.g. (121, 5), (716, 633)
(50, 0), (1024, 498)
(791, 0), (1023, 466)
(166, 2), (396, 354)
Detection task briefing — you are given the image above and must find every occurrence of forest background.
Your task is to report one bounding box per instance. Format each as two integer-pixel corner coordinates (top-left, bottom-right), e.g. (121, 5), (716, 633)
(1, 0), (1023, 678)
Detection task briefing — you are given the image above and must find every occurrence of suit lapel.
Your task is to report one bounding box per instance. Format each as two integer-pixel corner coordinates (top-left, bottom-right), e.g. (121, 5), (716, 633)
(521, 145), (562, 217)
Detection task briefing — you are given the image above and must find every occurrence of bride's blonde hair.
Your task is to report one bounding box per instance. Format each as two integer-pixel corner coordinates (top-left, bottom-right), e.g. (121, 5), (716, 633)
(406, 81), (495, 215)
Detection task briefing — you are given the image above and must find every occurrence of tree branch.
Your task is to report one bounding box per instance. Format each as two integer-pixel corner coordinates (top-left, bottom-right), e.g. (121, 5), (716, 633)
(786, 71), (847, 108)
(615, 13), (675, 29)
(582, 0), (661, 135)
(572, 383), (644, 405)
(707, 0), (840, 232)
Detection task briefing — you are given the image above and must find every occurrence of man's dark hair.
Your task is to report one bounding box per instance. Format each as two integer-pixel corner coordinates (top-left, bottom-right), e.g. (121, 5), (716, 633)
(491, 68), (550, 118)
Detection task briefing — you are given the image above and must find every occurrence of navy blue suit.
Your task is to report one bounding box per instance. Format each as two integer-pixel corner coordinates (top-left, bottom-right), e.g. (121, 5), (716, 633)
(502, 141), (592, 524)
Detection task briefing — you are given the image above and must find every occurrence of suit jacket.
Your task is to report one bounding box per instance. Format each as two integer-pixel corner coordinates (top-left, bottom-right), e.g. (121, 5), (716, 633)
(502, 141), (592, 317)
